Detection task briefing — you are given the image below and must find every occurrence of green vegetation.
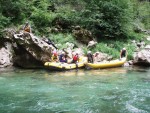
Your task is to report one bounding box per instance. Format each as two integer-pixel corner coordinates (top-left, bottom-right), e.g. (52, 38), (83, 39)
(92, 41), (136, 59)
(49, 33), (78, 49)
(0, 0), (149, 59)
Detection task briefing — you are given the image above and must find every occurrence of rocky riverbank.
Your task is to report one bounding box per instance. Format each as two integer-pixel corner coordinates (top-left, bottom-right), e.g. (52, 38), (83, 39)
(0, 28), (150, 69)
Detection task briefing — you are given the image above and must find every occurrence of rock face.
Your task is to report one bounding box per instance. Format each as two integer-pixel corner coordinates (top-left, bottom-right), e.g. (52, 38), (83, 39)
(0, 42), (13, 67)
(1, 29), (55, 68)
(93, 52), (112, 62)
(13, 33), (54, 68)
(133, 46), (150, 66)
(72, 26), (93, 44)
(87, 40), (97, 48)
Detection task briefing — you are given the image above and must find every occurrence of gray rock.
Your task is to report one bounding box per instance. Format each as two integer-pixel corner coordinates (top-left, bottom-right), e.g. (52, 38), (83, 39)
(93, 52), (112, 62)
(123, 62), (130, 67)
(0, 42), (13, 67)
(1, 28), (58, 68)
(12, 33), (54, 68)
(147, 36), (150, 41)
(145, 45), (150, 49)
(66, 42), (74, 49)
(133, 46), (150, 66)
(87, 40), (97, 48)
(128, 60), (134, 65)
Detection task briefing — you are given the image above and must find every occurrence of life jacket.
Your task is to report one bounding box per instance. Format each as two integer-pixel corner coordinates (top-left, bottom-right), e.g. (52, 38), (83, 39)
(51, 53), (58, 61)
(54, 53), (58, 59)
(73, 55), (78, 61)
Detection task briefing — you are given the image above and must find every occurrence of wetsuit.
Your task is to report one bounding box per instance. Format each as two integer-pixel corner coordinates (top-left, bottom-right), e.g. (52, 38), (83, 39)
(87, 53), (93, 63)
(121, 50), (126, 58)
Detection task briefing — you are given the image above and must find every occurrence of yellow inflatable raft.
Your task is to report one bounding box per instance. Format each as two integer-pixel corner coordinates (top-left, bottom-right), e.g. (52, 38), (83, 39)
(85, 57), (126, 69)
(44, 57), (87, 71)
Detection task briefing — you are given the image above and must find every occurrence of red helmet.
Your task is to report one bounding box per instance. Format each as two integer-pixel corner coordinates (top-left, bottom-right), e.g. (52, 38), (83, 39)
(53, 53), (57, 56)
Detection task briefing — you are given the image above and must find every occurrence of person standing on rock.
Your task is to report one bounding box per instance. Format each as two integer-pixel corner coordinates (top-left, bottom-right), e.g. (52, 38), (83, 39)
(120, 48), (127, 59)
(23, 22), (31, 33)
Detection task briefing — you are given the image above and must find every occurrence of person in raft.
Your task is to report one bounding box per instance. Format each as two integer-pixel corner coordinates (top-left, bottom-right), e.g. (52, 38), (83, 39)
(120, 48), (127, 59)
(23, 22), (31, 33)
(87, 51), (93, 63)
(51, 50), (58, 62)
(59, 52), (67, 63)
(71, 53), (79, 63)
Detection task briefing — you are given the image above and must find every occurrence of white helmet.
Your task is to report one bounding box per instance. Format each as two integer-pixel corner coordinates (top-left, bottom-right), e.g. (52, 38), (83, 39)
(123, 48), (126, 50)
(88, 51), (91, 54)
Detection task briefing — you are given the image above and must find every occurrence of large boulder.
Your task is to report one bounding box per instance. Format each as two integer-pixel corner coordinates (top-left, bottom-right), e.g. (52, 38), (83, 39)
(13, 33), (54, 68)
(1, 28), (56, 68)
(133, 45), (150, 66)
(87, 40), (97, 48)
(72, 26), (94, 44)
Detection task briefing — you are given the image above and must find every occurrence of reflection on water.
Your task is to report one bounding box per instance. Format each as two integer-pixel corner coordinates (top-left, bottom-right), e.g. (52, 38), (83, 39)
(0, 67), (150, 113)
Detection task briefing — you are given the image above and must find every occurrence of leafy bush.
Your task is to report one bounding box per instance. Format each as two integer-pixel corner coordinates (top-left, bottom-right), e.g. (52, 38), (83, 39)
(0, 13), (10, 30)
(30, 9), (57, 28)
(126, 44), (136, 60)
(92, 43), (119, 58)
(76, 0), (133, 40)
(49, 33), (77, 49)
(92, 39), (136, 60)
(132, 0), (150, 29)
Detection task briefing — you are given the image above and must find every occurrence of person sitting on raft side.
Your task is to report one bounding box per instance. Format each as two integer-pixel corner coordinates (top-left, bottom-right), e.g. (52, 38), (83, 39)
(71, 53), (79, 68)
(93, 52), (100, 63)
(51, 50), (58, 62)
(71, 53), (79, 63)
(59, 52), (67, 63)
(120, 48), (127, 59)
(87, 51), (93, 63)
(23, 22), (31, 33)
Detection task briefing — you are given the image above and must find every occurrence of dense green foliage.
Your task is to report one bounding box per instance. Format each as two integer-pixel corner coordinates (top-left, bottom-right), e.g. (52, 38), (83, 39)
(77, 0), (133, 39)
(0, 0), (149, 36)
(0, 0), (149, 59)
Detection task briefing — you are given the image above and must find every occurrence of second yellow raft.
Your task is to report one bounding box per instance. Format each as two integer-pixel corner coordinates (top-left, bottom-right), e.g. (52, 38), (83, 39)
(85, 58), (126, 69)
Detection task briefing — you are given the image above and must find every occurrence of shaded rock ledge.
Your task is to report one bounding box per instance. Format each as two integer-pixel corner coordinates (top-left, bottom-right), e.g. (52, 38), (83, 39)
(0, 29), (55, 68)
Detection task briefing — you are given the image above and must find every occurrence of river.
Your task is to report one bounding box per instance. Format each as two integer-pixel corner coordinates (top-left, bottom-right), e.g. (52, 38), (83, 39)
(0, 67), (150, 113)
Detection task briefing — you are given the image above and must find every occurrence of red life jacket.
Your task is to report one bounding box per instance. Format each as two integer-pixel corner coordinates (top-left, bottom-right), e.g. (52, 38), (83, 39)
(73, 55), (78, 61)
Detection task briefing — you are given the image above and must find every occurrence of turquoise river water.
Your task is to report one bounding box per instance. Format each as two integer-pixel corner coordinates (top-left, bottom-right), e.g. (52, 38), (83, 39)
(0, 67), (150, 113)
